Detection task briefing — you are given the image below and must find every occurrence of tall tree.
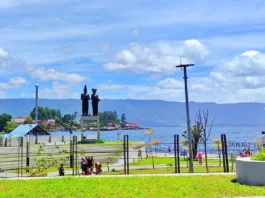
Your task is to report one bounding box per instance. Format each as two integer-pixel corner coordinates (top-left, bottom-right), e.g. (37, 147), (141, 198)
(195, 109), (215, 173)
(62, 114), (72, 123)
(212, 139), (222, 167)
(0, 113), (12, 132)
(4, 121), (17, 133)
(182, 125), (202, 160)
(72, 111), (78, 120)
(30, 107), (62, 120)
(25, 115), (33, 124)
(121, 113), (127, 128)
(98, 111), (119, 126)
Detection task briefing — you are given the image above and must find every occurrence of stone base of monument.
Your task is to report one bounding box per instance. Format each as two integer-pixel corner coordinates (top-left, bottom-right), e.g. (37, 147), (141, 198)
(80, 134), (97, 143)
(80, 116), (100, 140)
(236, 157), (265, 186)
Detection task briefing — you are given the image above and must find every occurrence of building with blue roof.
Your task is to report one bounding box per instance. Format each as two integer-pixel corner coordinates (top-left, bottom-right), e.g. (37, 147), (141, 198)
(8, 124), (51, 137)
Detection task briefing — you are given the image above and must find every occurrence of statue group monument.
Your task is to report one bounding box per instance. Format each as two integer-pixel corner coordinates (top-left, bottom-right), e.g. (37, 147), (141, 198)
(80, 85), (101, 140)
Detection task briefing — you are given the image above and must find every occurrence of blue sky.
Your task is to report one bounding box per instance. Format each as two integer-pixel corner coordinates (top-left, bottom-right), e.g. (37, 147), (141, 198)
(1, 0), (265, 103)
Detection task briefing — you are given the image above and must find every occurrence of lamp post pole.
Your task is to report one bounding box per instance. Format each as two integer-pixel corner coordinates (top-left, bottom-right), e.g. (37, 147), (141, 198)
(262, 131), (265, 148)
(35, 84), (39, 124)
(176, 63), (194, 173)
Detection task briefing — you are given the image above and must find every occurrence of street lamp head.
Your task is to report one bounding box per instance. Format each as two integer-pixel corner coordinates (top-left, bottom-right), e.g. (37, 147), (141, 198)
(35, 84), (39, 87)
(175, 64), (195, 68)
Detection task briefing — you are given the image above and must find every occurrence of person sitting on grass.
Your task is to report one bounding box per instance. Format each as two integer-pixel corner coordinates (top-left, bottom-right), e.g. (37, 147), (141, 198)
(95, 161), (102, 174)
(59, 163), (64, 176)
(81, 158), (88, 175)
(86, 157), (93, 175)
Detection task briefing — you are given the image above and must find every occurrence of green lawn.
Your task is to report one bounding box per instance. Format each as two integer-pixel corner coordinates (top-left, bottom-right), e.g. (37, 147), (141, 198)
(103, 166), (235, 175)
(1, 175), (265, 197)
(130, 156), (222, 166)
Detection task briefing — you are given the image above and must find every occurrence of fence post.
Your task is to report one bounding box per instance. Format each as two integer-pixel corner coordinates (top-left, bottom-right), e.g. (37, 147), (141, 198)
(174, 135), (177, 173)
(177, 135), (180, 173)
(20, 137), (23, 177)
(221, 134), (227, 172)
(26, 135), (30, 172)
(126, 135), (129, 175)
(70, 131), (73, 168)
(223, 134), (229, 172)
(75, 136), (78, 176)
(17, 138), (20, 177)
(72, 135), (77, 176)
(35, 136), (38, 144)
(123, 135), (127, 175)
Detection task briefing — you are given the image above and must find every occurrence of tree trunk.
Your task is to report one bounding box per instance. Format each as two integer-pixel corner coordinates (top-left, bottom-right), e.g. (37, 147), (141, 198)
(218, 150), (221, 167)
(204, 142), (209, 172)
(193, 139), (199, 160)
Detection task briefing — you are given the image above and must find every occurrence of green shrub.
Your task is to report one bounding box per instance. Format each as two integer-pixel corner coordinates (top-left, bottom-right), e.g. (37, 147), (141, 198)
(96, 139), (105, 143)
(111, 168), (116, 172)
(251, 148), (265, 161)
(115, 149), (123, 153)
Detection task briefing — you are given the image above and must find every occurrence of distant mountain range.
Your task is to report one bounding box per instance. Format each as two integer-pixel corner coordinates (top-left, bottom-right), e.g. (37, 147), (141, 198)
(0, 99), (265, 126)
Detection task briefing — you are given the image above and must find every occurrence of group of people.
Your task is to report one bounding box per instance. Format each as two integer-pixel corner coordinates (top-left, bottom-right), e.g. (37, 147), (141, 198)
(58, 157), (102, 176)
(81, 156), (102, 175)
(240, 148), (251, 157)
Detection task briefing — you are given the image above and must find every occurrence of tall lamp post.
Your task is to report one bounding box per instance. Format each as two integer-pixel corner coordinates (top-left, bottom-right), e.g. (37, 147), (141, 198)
(35, 84), (39, 124)
(175, 63), (194, 173)
(262, 131), (265, 148)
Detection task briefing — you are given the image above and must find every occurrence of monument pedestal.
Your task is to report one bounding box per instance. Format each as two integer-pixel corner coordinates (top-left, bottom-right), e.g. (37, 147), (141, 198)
(80, 116), (100, 140)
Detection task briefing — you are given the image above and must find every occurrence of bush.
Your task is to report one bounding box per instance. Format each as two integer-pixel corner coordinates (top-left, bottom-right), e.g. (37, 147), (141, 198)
(111, 168), (116, 172)
(96, 139), (105, 143)
(251, 148), (265, 161)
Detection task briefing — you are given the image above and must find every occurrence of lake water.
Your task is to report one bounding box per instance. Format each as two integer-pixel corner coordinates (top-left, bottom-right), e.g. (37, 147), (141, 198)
(51, 126), (264, 153)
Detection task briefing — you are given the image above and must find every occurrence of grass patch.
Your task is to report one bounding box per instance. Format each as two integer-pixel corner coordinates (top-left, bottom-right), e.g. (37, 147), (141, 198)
(1, 175), (265, 197)
(102, 166), (235, 175)
(130, 157), (221, 166)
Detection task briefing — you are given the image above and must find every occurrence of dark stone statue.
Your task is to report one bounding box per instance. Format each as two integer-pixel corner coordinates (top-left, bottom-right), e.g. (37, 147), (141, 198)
(81, 85), (90, 116)
(92, 88), (100, 116)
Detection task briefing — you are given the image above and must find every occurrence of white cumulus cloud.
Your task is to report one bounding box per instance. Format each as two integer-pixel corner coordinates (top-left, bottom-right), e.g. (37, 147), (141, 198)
(103, 39), (208, 74)
(98, 84), (123, 90)
(0, 48), (8, 59)
(0, 47), (86, 83)
(30, 67), (85, 83)
(0, 77), (28, 89)
(210, 50), (265, 89)
(132, 30), (139, 36)
(157, 78), (183, 89)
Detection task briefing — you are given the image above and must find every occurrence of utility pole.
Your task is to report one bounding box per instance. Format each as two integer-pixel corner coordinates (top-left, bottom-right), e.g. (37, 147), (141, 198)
(35, 84), (39, 124)
(175, 63), (194, 173)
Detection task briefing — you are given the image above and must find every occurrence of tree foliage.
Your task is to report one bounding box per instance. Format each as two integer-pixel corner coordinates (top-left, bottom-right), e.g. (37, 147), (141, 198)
(182, 125), (201, 159)
(0, 113), (12, 132)
(4, 121), (17, 133)
(25, 115), (33, 124)
(98, 111), (119, 126)
(62, 114), (73, 123)
(30, 107), (62, 120)
(121, 113), (127, 128)
(195, 109), (215, 172)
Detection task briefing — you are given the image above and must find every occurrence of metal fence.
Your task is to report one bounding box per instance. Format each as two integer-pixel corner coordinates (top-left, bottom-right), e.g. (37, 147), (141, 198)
(0, 133), (261, 178)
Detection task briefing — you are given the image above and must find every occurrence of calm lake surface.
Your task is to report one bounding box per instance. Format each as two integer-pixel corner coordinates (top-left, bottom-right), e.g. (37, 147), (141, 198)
(52, 126), (263, 142)
(51, 126), (264, 153)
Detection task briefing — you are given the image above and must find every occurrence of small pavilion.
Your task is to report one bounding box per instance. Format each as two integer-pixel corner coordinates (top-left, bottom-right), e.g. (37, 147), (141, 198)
(8, 124), (50, 137)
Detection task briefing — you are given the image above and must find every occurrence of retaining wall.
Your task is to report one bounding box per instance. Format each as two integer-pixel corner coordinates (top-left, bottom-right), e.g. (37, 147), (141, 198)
(0, 135), (97, 147)
(236, 157), (265, 186)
